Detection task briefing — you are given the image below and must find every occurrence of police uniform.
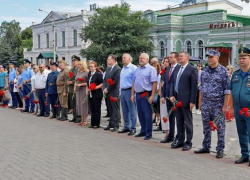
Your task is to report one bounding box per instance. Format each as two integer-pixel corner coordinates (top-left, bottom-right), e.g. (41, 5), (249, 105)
(68, 55), (81, 122)
(45, 62), (59, 119)
(230, 47), (250, 164)
(56, 60), (69, 121)
(21, 59), (35, 113)
(199, 50), (230, 154)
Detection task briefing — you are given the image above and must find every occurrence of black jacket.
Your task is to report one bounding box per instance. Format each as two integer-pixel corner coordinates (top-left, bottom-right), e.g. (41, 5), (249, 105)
(87, 71), (103, 99)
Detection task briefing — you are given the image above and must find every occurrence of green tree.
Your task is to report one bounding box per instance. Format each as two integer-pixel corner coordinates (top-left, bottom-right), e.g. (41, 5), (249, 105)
(18, 27), (33, 64)
(242, 0), (249, 2)
(79, 2), (154, 67)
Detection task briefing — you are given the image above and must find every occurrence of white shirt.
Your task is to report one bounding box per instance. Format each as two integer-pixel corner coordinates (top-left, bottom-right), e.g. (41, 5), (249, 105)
(31, 74), (36, 91)
(176, 63), (188, 78)
(34, 69), (50, 89)
(89, 70), (96, 98)
(170, 63), (178, 72)
(13, 78), (18, 92)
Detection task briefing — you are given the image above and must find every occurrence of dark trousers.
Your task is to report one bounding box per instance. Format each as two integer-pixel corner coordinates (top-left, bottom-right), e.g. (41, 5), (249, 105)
(10, 84), (18, 107)
(69, 93), (80, 120)
(89, 97), (102, 127)
(195, 90), (199, 110)
(175, 106), (193, 145)
(136, 92), (153, 136)
(167, 99), (176, 139)
(23, 84), (34, 111)
(37, 89), (50, 115)
(68, 92), (73, 109)
(15, 92), (23, 108)
(48, 94), (59, 110)
(105, 96), (110, 116)
(107, 94), (120, 128)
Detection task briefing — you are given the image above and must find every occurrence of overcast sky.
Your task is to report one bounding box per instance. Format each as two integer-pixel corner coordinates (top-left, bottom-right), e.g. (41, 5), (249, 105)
(0, 0), (249, 29)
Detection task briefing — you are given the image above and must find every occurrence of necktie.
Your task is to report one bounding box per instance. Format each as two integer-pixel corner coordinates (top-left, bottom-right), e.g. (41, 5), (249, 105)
(168, 67), (173, 80)
(175, 67), (184, 93)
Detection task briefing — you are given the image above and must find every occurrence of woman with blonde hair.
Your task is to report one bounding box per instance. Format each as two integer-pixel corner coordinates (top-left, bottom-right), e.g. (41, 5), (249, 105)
(74, 60), (89, 126)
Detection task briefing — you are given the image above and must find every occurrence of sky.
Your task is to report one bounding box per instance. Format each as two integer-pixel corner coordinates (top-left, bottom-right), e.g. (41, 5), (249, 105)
(0, 0), (250, 30)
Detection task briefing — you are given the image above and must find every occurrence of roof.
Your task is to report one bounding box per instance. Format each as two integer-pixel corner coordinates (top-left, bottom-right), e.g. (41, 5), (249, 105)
(227, 14), (250, 26)
(54, 11), (81, 18)
(37, 53), (58, 59)
(157, 9), (226, 17)
(206, 43), (232, 48)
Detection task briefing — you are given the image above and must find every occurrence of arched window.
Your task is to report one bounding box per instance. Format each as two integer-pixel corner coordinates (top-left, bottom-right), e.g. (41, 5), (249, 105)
(198, 40), (204, 59)
(187, 41), (192, 56)
(160, 41), (165, 58)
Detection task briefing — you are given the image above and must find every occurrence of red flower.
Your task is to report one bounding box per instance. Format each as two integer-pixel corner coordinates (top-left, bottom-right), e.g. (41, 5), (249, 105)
(173, 107), (177, 111)
(77, 78), (84, 82)
(54, 105), (59, 108)
(44, 102), (48, 106)
(242, 107), (249, 112)
(239, 110), (244, 116)
(107, 78), (115, 85)
(109, 96), (117, 102)
(0, 90), (5, 97)
(140, 92), (148, 98)
(176, 101), (183, 107)
(33, 100), (40, 104)
(89, 83), (97, 90)
(163, 117), (168, 123)
(246, 112), (250, 118)
(160, 69), (166, 75)
(69, 72), (74, 78)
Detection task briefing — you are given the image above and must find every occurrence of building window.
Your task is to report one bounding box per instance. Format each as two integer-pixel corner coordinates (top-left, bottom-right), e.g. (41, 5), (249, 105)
(160, 41), (165, 57)
(198, 40), (204, 59)
(187, 41), (192, 56)
(73, 30), (77, 46)
(46, 33), (49, 48)
(38, 35), (40, 49)
(55, 32), (57, 47)
(62, 31), (65, 47)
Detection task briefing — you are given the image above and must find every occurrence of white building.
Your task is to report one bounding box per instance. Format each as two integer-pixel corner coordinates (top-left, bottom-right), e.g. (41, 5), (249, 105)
(24, 5), (96, 66)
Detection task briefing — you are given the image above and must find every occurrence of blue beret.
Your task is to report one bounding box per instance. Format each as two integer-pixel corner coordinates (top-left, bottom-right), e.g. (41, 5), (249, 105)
(24, 59), (31, 63)
(238, 47), (250, 56)
(206, 49), (221, 57)
(50, 62), (58, 67)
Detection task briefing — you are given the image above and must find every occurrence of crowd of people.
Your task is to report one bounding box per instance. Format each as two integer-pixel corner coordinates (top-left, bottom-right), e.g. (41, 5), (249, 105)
(1, 47), (250, 166)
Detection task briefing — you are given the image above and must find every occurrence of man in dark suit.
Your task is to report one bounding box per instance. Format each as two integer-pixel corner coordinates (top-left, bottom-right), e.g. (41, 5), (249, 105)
(161, 52), (180, 145)
(170, 51), (198, 151)
(103, 54), (121, 132)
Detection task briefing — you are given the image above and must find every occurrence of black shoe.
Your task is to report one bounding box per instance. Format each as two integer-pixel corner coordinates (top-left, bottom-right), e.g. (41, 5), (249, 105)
(104, 125), (111, 130)
(216, 151), (224, 158)
(20, 110), (29, 113)
(103, 114), (110, 118)
(118, 128), (130, 133)
(93, 126), (99, 129)
(37, 114), (45, 117)
(160, 137), (174, 143)
(144, 136), (152, 140)
(44, 114), (49, 117)
(135, 133), (146, 137)
(60, 118), (68, 121)
(128, 130), (136, 136)
(153, 127), (162, 131)
(11, 106), (17, 109)
(235, 157), (249, 164)
(194, 148), (210, 154)
(171, 139), (178, 147)
(69, 118), (76, 122)
(29, 110), (35, 113)
(171, 143), (184, 149)
(162, 131), (167, 133)
(182, 144), (192, 151)
(111, 127), (118, 132)
(49, 115), (56, 119)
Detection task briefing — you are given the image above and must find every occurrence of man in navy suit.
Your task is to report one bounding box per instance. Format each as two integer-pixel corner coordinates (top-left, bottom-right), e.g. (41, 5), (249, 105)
(161, 52), (180, 145)
(170, 51), (198, 151)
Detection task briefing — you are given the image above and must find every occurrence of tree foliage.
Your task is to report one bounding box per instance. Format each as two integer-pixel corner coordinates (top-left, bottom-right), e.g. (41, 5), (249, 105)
(242, 0), (249, 3)
(80, 2), (154, 67)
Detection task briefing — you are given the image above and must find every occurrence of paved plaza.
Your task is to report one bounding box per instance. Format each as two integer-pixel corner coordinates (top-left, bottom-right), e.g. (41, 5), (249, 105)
(0, 106), (249, 180)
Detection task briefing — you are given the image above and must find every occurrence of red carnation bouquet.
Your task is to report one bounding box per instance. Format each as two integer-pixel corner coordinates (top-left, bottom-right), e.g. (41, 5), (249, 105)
(107, 78), (114, 85)
(44, 97), (49, 106)
(140, 92), (155, 112)
(89, 83), (97, 91)
(0, 90), (5, 97)
(33, 100), (40, 104)
(110, 96), (118, 102)
(54, 98), (59, 108)
(162, 97), (183, 123)
(210, 113), (224, 131)
(239, 107), (250, 117)
(69, 72), (74, 78)
(160, 69), (166, 75)
(77, 78), (84, 82)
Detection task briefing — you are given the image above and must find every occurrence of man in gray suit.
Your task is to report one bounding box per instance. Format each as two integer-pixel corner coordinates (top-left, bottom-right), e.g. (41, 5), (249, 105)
(103, 54), (121, 132)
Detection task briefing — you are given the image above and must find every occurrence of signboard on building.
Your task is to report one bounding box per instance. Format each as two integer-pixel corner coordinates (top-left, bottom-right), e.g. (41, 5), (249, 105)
(209, 21), (239, 29)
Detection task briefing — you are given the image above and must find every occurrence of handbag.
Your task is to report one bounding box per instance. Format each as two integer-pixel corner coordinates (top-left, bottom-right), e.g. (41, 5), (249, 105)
(152, 94), (158, 104)
(3, 90), (11, 101)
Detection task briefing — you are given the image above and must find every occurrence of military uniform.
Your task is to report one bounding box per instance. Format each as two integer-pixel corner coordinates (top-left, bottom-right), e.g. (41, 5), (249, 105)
(56, 61), (69, 121)
(46, 63), (59, 119)
(199, 50), (230, 153)
(230, 47), (250, 162)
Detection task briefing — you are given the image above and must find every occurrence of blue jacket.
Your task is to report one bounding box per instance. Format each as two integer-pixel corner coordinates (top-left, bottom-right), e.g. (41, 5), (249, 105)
(45, 71), (59, 94)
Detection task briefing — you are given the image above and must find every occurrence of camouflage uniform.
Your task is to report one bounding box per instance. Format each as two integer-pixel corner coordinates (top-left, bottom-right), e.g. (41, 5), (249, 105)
(199, 64), (230, 152)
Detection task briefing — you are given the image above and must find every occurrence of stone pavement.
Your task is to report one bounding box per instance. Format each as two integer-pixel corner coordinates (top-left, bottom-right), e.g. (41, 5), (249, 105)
(0, 107), (249, 180)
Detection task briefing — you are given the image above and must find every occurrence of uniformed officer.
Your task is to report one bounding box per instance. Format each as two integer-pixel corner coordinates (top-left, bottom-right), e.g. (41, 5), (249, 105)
(230, 47), (250, 165)
(194, 49), (230, 159)
(56, 60), (69, 121)
(21, 59), (35, 113)
(45, 62), (60, 119)
(67, 55), (81, 123)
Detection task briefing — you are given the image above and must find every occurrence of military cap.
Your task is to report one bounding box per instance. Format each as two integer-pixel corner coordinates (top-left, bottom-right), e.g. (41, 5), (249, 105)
(24, 58), (31, 63)
(50, 62), (58, 67)
(238, 47), (250, 56)
(72, 55), (80, 61)
(206, 49), (221, 57)
(9, 61), (15, 65)
(59, 60), (67, 65)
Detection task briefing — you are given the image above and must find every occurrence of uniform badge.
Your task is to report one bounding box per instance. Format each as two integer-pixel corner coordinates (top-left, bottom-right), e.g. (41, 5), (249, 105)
(247, 82), (250, 87)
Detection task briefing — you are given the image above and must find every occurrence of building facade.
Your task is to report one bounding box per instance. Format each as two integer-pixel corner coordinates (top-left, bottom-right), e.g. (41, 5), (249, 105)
(144, 0), (250, 67)
(24, 7), (96, 66)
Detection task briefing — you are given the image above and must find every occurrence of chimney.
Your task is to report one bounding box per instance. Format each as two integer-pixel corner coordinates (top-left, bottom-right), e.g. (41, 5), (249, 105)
(67, 13), (71, 18)
(32, 22), (36, 25)
(81, 9), (87, 16)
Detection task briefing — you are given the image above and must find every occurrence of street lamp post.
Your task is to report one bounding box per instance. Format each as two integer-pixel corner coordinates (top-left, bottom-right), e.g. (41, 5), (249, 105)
(39, 9), (56, 63)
